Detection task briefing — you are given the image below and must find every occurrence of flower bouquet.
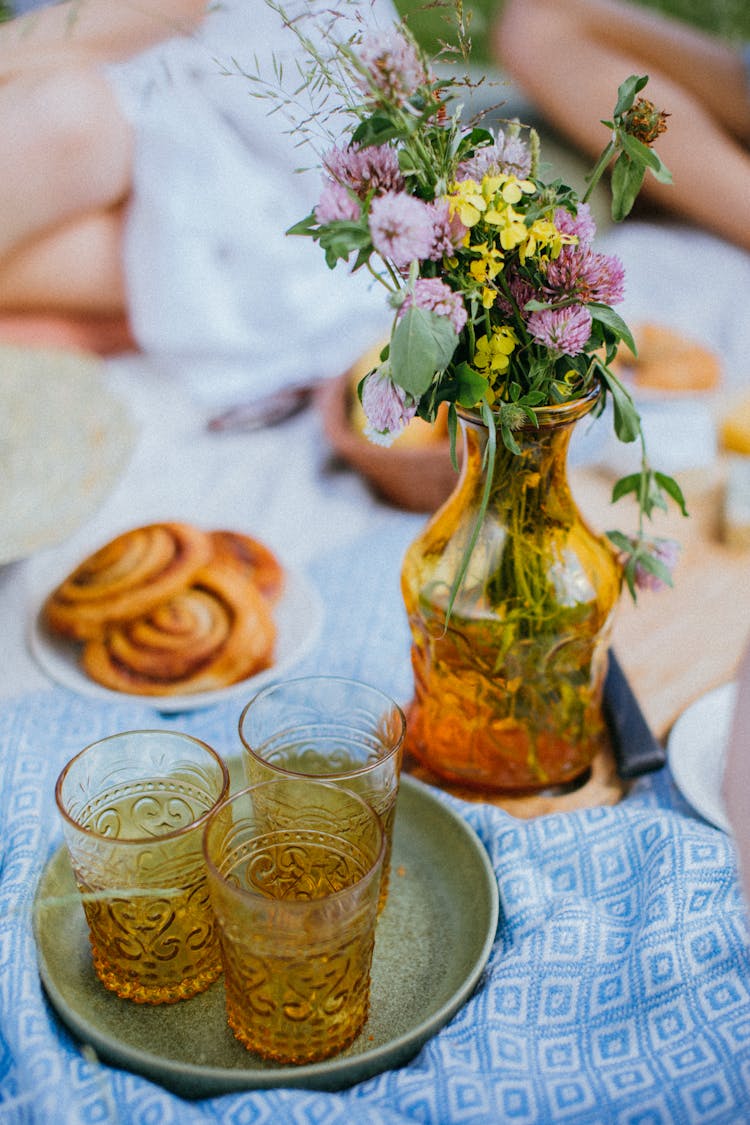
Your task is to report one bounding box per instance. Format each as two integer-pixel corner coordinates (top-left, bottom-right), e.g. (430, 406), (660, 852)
(272, 3), (686, 597)
(256, 2), (689, 790)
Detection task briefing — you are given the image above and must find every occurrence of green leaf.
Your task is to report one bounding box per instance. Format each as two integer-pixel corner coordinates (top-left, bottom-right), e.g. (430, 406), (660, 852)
(648, 153), (672, 184)
(454, 362), (489, 408)
(463, 127), (495, 149)
(618, 133), (672, 185)
(350, 247), (372, 273)
(619, 132), (662, 171)
(352, 115), (400, 147)
(654, 471), (689, 517)
(606, 529), (633, 553)
(445, 399), (496, 622)
(611, 152), (646, 221)
(611, 473), (641, 503)
(390, 307), (458, 397)
(616, 131), (674, 185)
(525, 390), (547, 405)
(286, 212), (318, 237)
(398, 158), (423, 179)
(613, 74), (649, 118)
(499, 419), (522, 456)
(447, 403), (459, 472)
(598, 366), (641, 443)
(651, 491), (671, 518)
(317, 221), (372, 268)
(590, 304), (636, 355)
(453, 127), (496, 164)
(635, 551), (674, 587)
(622, 557), (638, 600)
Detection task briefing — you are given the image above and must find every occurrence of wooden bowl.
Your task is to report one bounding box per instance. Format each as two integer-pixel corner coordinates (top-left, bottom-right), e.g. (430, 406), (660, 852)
(317, 368), (458, 513)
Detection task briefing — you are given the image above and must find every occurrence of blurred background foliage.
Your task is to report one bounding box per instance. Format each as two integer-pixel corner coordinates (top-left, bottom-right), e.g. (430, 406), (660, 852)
(393, 0), (750, 67)
(3, 1), (748, 44)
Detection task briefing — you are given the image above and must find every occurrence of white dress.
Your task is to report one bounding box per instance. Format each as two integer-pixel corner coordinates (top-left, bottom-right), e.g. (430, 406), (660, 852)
(22, 0), (396, 407)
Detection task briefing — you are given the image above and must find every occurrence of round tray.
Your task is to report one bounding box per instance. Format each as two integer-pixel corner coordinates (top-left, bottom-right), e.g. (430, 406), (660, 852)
(33, 775), (499, 1097)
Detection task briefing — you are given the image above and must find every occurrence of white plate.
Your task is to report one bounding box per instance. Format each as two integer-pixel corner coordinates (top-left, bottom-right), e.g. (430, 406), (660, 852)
(28, 567), (324, 713)
(667, 681), (737, 832)
(0, 345), (135, 565)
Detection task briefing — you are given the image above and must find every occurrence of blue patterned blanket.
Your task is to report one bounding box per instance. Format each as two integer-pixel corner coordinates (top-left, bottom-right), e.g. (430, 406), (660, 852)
(2, 523), (749, 1124)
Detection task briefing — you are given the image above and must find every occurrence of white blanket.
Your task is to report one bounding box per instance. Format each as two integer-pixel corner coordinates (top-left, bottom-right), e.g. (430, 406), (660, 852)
(585, 220), (750, 477)
(105, 0), (395, 409)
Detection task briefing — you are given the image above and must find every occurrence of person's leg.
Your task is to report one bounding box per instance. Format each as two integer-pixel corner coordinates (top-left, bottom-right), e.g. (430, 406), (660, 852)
(0, 63), (132, 311)
(494, 0), (750, 250)
(496, 0), (750, 141)
(0, 208), (127, 314)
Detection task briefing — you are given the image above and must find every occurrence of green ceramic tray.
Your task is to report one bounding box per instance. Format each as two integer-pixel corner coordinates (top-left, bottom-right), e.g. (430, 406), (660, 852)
(33, 774), (499, 1098)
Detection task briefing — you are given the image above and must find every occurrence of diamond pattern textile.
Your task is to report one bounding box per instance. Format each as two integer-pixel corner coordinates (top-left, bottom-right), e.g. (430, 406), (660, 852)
(1, 523), (749, 1124)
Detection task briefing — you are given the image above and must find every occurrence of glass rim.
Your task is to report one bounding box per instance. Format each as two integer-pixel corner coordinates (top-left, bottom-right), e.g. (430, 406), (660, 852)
(458, 380), (601, 431)
(238, 674), (407, 779)
(202, 777), (386, 908)
(54, 728), (231, 845)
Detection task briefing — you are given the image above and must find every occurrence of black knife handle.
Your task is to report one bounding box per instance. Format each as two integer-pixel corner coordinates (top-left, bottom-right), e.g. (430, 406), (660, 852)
(604, 650), (667, 778)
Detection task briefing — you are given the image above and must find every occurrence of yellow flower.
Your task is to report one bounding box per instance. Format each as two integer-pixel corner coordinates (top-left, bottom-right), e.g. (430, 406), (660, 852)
(499, 214), (530, 251)
(519, 219), (556, 262)
(474, 328), (518, 375)
(505, 177), (536, 204)
(447, 179), (486, 228)
(481, 173), (536, 206)
(520, 219), (577, 263)
(479, 185), (529, 249)
(468, 241), (505, 283)
(481, 199), (528, 250)
(551, 369), (582, 398)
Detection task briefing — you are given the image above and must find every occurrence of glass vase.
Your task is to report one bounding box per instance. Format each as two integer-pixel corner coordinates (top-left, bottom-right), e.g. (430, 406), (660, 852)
(401, 386), (622, 793)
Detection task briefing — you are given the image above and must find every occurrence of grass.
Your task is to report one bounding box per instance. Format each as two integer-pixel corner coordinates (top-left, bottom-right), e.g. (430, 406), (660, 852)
(392, 0), (496, 67)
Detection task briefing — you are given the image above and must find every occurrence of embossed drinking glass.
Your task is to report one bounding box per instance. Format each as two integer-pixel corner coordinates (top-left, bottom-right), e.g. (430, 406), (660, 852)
(55, 729), (230, 1004)
(238, 676), (406, 911)
(203, 777), (385, 1064)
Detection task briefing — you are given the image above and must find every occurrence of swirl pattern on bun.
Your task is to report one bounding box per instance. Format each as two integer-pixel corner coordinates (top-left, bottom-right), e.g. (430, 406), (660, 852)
(210, 530), (285, 603)
(43, 522), (213, 640)
(81, 558), (276, 696)
(42, 522), (284, 695)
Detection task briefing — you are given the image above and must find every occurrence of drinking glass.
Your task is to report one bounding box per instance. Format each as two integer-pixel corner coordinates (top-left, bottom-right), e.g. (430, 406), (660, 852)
(203, 777), (384, 1063)
(55, 729), (230, 1004)
(238, 675), (405, 910)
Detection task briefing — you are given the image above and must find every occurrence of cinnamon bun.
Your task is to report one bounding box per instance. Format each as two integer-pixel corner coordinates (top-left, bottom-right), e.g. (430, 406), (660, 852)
(209, 530), (285, 603)
(81, 557), (276, 696)
(43, 522), (213, 640)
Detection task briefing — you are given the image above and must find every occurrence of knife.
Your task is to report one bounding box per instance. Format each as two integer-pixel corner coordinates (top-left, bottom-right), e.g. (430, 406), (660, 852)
(206, 382), (321, 433)
(604, 649), (667, 778)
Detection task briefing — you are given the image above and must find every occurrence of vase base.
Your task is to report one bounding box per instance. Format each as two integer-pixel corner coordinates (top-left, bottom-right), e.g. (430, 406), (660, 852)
(403, 732), (627, 819)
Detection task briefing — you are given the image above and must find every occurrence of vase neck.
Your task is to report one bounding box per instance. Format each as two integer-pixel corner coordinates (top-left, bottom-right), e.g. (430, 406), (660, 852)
(458, 402), (590, 492)
(457, 384), (600, 448)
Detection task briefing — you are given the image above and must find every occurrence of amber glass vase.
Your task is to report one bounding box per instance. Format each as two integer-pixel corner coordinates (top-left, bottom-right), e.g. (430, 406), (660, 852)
(401, 386), (622, 793)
